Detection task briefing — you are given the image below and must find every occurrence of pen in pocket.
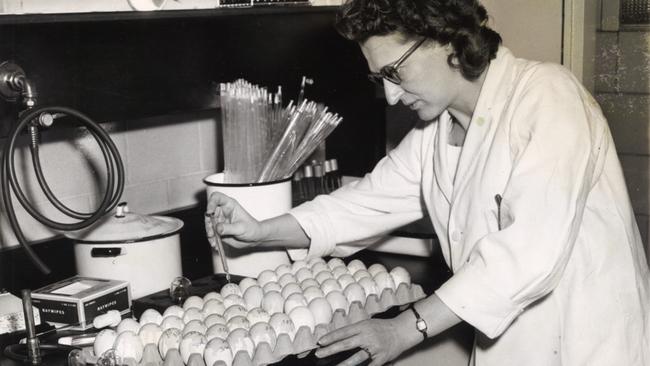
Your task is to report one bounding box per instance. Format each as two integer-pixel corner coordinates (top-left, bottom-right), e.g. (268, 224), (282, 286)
(494, 194), (503, 230)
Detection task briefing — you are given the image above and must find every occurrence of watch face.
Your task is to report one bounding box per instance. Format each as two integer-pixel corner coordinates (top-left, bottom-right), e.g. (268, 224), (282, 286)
(416, 319), (427, 332)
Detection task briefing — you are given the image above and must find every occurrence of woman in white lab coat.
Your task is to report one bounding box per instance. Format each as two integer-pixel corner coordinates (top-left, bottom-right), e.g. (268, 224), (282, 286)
(205, 0), (650, 365)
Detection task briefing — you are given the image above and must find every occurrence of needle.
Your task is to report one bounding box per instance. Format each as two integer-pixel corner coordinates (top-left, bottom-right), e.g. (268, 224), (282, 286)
(207, 213), (231, 283)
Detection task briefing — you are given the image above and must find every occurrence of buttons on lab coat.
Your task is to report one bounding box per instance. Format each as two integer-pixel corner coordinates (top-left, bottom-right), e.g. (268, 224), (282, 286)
(451, 230), (462, 242)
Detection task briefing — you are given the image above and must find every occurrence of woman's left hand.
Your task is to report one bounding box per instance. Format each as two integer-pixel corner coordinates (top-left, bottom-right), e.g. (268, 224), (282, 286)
(315, 317), (420, 366)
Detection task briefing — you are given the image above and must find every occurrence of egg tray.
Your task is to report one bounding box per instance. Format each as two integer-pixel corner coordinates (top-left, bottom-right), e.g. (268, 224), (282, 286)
(85, 283), (425, 366)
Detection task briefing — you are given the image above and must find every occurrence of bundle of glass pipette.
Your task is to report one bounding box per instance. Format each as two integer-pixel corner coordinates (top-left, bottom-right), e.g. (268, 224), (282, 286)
(220, 79), (342, 184)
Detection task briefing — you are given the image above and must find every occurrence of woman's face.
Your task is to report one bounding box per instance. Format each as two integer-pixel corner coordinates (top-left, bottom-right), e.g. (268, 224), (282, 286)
(360, 33), (465, 122)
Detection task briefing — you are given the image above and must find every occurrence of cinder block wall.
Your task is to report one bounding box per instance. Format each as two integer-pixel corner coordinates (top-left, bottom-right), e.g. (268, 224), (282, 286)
(595, 30), (650, 265)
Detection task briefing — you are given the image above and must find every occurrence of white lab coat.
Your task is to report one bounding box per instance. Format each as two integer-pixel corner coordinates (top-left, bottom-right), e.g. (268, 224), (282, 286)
(288, 47), (650, 365)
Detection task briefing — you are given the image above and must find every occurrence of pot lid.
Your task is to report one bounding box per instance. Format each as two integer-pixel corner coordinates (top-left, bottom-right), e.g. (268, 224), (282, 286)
(65, 202), (184, 243)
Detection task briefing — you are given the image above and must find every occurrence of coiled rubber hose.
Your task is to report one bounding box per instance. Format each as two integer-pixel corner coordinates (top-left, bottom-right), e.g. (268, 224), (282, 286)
(1, 106), (125, 274)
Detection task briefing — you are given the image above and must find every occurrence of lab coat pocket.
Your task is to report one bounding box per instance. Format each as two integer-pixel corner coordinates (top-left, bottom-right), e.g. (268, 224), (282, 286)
(485, 196), (514, 232)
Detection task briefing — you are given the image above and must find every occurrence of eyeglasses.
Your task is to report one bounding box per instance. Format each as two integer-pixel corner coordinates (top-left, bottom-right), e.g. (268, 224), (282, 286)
(368, 38), (426, 85)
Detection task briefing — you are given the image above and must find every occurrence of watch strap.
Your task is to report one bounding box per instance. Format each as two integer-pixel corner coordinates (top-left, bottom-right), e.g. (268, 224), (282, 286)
(409, 304), (428, 341)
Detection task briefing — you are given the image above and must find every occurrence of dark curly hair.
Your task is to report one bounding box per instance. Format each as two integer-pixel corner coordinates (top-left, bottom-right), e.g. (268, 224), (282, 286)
(335, 0), (502, 80)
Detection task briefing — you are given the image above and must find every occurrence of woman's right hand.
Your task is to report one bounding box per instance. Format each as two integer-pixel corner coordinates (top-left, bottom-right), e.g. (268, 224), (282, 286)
(204, 191), (265, 249)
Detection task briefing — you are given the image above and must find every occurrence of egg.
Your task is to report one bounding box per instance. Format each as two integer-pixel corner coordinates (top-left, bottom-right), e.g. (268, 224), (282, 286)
(295, 267), (314, 283)
(179, 332), (207, 365)
(311, 262), (329, 275)
(183, 320), (207, 336)
(220, 283), (242, 298)
(182, 308), (204, 324)
(93, 329), (117, 357)
(227, 315), (251, 332)
(268, 313), (296, 340)
(257, 270), (278, 286)
(300, 278), (320, 290)
(138, 323), (163, 345)
(261, 291), (284, 315)
(343, 283), (367, 306)
(308, 297), (333, 326)
(117, 318), (141, 334)
(332, 266), (349, 279)
(162, 305), (184, 319)
(161, 315), (184, 331)
(306, 256), (326, 267)
(139, 309), (163, 326)
(157, 328), (182, 358)
(284, 293), (308, 314)
(113, 330), (144, 362)
(278, 273), (298, 288)
(274, 263), (292, 277)
(281, 283), (302, 298)
(326, 291), (350, 314)
(367, 263), (388, 277)
(320, 278), (343, 295)
(226, 328), (255, 358)
(183, 296), (204, 311)
(223, 294), (246, 309)
(204, 314), (227, 329)
(315, 271), (334, 284)
(223, 305), (248, 321)
(249, 322), (277, 349)
(202, 291), (223, 303)
(327, 257), (346, 270)
(390, 266), (411, 286)
(246, 307), (270, 325)
(288, 306), (315, 333)
(263, 281), (282, 294)
(243, 285), (264, 310)
(337, 274), (356, 290)
(291, 260), (309, 274)
(346, 259), (366, 274)
(238, 277), (258, 294)
(303, 286), (325, 303)
(353, 269), (372, 281)
(373, 271), (396, 292)
(202, 299), (226, 316)
(204, 337), (233, 366)
(358, 277), (379, 296)
(205, 323), (229, 341)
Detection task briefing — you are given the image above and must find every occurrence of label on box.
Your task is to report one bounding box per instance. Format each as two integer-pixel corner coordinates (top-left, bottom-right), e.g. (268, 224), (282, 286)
(31, 298), (79, 325)
(84, 287), (130, 322)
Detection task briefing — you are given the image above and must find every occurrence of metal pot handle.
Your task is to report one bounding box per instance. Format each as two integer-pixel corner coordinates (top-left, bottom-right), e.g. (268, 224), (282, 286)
(90, 248), (122, 258)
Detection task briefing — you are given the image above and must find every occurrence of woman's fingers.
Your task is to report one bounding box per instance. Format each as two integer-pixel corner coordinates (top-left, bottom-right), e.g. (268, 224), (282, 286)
(318, 324), (361, 346)
(336, 349), (371, 366)
(316, 327), (363, 358)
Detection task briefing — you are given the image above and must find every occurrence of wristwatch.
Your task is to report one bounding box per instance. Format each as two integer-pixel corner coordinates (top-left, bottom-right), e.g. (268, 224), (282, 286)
(409, 304), (428, 341)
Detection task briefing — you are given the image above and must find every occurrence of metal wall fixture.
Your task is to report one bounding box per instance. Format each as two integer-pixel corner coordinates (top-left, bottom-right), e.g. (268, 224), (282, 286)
(621, 0), (650, 28)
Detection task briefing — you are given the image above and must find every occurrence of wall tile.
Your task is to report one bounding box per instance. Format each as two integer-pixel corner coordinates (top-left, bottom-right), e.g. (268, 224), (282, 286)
(618, 32), (650, 94)
(167, 171), (213, 209)
(198, 116), (220, 172)
(107, 181), (169, 215)
(619, 154), (650, 215)
(597, 93), (650, 155)
(594, 32), (619, 93)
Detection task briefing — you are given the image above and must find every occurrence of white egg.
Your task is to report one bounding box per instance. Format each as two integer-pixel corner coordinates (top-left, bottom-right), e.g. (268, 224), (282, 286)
(117, 318), (141, 334)
(284, 293), (308, 314)
(161, 315), (184, 331)
(390, 266), (411, 286)
(261, 291), (284, 315)
(183, 296), (204, 311)
(358, 277), (379, 297)
(281, 283), (303, 299)
(220, 283), (242, 298)
(93, 329), (117, 357)
(274, 264), (293, 277)
(139, 323), (163, 345)
(162, 305), (184, 319)
(182, 308), (204, 324)
(179, 332), (207, 365)
(246, 307), (270, 325)
(320, 278), (342, 295)
(337, 274), (356, 290)
(157, 328), (182, 358)
(262, 281), (282, 294)
(204, 314), (227, 329)
(226, 328), (255, 358)
(311, 262), (329, 275)
(227, 315), (251, 332)
(268, 313), (296, 340)
(291, 260), (309, 274)
(332, 266), (349, 279)
(346, 259), (366, 274)
(203, 291), (223, 303)
(303, 286), (325, 303)
(182, 320), (207, 336)
(204, 337), (233, 366)
(308, 297), (333, 326)
(343, 283), (367, 306)
(288, 306), (315, 333)
(139, 309), (163, 326)
(373, 271), (396, 292)
(295, 268), (314, 283)
(306, 257), (326, 267)
(202, 299), (226, 316)
(300, 278), (320, 290)
(238, 277), (258, 294)
(243, 285), (264, 310)
(257, 270), (278, 286)
(327, 257), (346, 270)
(278, 273), (298, 288)
(353, 269), (372, 281)
(326, 291), (350, 314)
(113, 330), (144, 362)
(249, 322), (277, 349)
(223, 294), (246, 309)
(367, 263), (388, 277)
(315, 271), (334, 284)
(223, 305), (248, 321)
(205, 323), (229, 341)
